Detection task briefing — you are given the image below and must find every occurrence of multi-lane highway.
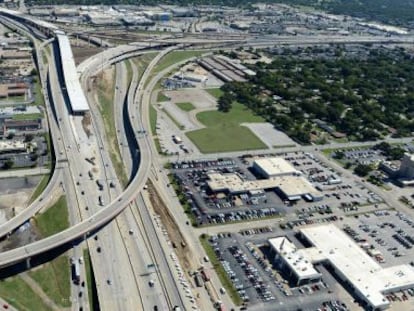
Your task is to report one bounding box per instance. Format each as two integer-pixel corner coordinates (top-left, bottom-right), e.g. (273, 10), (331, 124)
(4, 7), (414, 311)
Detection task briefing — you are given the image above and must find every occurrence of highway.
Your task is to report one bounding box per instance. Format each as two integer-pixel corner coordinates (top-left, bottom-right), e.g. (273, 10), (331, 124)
(3, 8), (414, 311)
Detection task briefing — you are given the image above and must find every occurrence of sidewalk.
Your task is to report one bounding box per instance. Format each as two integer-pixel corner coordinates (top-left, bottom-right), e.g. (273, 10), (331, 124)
(0, 167), (49, 179)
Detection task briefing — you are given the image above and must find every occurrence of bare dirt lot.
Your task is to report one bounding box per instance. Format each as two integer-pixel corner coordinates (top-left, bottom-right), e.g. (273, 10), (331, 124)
(71, 44), (103, 66)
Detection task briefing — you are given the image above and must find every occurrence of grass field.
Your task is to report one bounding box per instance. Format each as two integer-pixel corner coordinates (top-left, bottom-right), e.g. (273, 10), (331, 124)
(31, 196), (71, 307)
(176, 102), (195, 111)
(200, 235), (242, 306)
(33, 77), (44, 106)
(157, 91), (170, 102)
(205, 88), (223, 99)
(29, 174), (51, 204)
(186, 103), (267, 153)
(0, 276), (53, 311)
(13, 113), (43, 121)
(35, 195), (69, 237)
(29, 255), (71, 307)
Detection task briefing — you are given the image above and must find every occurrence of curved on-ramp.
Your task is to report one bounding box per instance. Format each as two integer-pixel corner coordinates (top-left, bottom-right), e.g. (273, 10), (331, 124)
(0, 47), (173, 269)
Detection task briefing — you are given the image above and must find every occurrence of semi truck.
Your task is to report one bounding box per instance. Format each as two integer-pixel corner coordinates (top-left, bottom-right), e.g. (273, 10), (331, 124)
(72, 262), (80, 285)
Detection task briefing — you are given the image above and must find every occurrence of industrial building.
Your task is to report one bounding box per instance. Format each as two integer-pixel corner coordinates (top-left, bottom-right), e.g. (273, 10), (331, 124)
(291, 224), (414, 310)
(268, 237), (322, 286)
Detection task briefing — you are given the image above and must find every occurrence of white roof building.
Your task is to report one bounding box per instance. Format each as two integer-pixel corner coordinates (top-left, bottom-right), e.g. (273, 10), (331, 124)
(253, 157), (300, 178)
(56, 33), (89, 114)
(300, 224), (414, 310)
(269, 237), (322, 285)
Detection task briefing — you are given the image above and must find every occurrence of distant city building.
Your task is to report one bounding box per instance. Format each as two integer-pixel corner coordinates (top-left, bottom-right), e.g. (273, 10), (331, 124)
(396, 153), (414, 186)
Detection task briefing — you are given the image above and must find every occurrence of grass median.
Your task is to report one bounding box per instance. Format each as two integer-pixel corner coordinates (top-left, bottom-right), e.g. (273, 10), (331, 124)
(176, 102), (195, 111)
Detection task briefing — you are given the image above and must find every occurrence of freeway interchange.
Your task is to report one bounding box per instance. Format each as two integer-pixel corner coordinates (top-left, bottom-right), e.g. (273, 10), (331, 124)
(2, 7), (414, 311)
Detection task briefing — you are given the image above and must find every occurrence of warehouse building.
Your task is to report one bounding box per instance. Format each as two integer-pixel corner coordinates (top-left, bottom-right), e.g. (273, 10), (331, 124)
(295, 224), (414, 310)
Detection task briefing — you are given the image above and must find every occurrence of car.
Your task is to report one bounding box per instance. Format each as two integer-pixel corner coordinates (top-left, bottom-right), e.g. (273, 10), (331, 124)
(220, 287), (226, 295)
(107, 279), (112, 285)
(149, 280), (155, 287)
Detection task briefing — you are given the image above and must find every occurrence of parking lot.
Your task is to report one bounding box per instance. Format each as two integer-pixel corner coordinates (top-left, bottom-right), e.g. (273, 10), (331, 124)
(342, 210), (414, 267)
(207, 225), (358, 311)
(170, 152), (383, 226)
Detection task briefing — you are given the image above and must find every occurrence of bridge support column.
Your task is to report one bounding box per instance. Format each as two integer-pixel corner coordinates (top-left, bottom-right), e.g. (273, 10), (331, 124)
(25, 257), (31, 270)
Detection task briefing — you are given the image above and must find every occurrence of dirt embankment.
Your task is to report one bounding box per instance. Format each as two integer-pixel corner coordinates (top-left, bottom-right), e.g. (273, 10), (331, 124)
(147, 179), (195, 271)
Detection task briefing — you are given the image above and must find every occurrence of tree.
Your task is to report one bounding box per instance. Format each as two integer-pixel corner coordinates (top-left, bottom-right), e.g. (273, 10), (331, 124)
(24, 134), (34, 142)
(3, 159), (14, 170)
(217, 94), (233, 112)
(354, 164), (373, 177)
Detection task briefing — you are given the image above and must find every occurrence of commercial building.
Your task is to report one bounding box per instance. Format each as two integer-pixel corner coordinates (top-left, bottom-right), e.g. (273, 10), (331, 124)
(268, 237), (322, 286)
(0, 140), (26, 153)
(207, 157), (322, 201)
(252, 157), (300, 178)
(297, 224), (414, 310)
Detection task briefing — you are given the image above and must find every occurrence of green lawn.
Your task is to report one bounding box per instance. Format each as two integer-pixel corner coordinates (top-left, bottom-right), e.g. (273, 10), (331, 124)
(205, 88), (223, 99)
(176, 102), (195, 111)
(153, 50), (205, 74)
(200, 235), (242, 306)
(157, 91), (170, 102)
(31, 196), (71, 307)
(33, 77), (44, 106)
(35, 195), (69, 237)
(150, 105), (157, 135)
(186, 103), (267, 153)
(29, 174), (51, 204)
(12, 113), (42, 121)
(29, 255), (71, 307)
(0, 276), (53, 311)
